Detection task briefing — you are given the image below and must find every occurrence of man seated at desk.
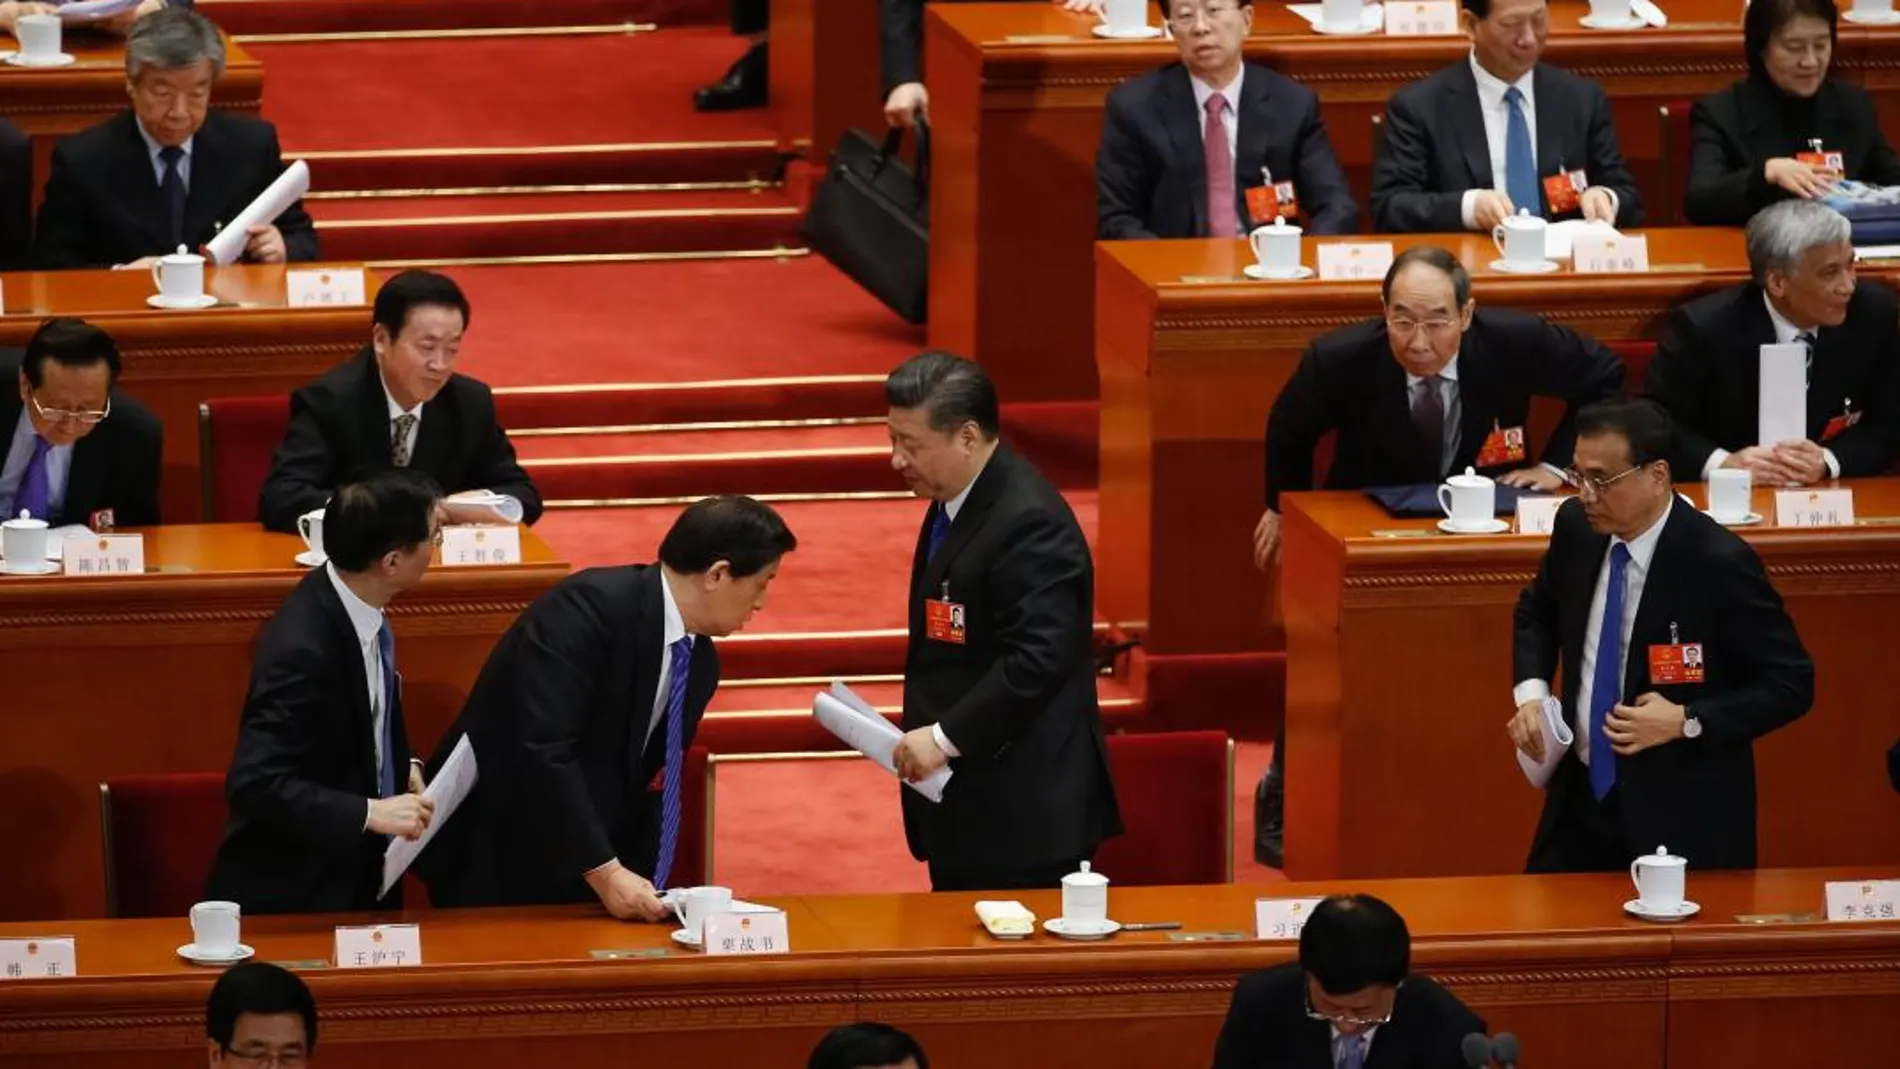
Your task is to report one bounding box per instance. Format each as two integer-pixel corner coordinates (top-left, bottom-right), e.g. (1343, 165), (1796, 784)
(1096, 0), (1355, 239)
(205, 963), (318, 1069)
(1211, 894), (1484, 1069)
(1644, 200), (1900, 485)
(1370, 0), (1642, 233)
(33, 7), (318, 270)
(257, 269), (542, 533)
(0, 318), (161, 528)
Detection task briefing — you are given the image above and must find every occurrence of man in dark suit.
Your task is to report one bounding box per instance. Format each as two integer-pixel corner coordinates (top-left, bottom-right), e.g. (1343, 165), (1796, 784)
(205, 469), (443, 914)
(1645, 200), (1900, 485)
(1212, 895), (1484, 1069)
(1097, 0), (1355, 239)
(418, 495), (796, 916)
(1249, 246), (1620, 868)
(694, 1), (769, 112)
(205, 962), (317, 1069)
(884, 351), (1121, 890)
(257, 270), (542, 533)
(1509, 399), (1813, 872)
(34, 7), (318, 270)
(0, 318), (162, 529)
(1371, 0), (1641, 233)
(808, 1024), (929, 1069)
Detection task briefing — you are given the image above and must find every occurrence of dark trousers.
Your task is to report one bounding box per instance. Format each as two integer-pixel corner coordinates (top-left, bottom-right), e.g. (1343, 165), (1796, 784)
(0, 120), (32, 270)
(732, 0), (767, 34)
(928, 854), (1089, 892)
(1526, 754), (1634, 874)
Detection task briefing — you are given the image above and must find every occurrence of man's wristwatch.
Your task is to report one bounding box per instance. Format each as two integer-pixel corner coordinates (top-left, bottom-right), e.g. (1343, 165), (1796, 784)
(1682, 708), (1703, 740)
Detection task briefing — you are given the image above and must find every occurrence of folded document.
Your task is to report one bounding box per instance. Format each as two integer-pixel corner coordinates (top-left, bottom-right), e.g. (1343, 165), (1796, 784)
(380, 734), (477, 897)
(813, 682), (950, 802)
(1515, 696), (1573, 790)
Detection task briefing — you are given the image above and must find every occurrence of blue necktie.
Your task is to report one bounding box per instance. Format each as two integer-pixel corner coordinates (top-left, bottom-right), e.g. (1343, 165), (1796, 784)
(926, 503), (951, 560)
(652, 635), (693, 891)
(1503, 86), (1541, 218)
(376, 621), (398, 799)
(10, 434), (52, 520)
(1336, 1033), (1367, 1069)
(158, 145), (187, 250)
(1588, 543), (1631, 800)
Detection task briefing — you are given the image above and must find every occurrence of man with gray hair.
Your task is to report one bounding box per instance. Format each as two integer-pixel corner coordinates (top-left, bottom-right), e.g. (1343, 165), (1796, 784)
(1645, 199), (1900, 485)
(34, 6), (317, 269)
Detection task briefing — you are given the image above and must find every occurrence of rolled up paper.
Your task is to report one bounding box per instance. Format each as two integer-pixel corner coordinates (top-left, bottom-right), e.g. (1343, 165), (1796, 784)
(205, 159), (311, 266)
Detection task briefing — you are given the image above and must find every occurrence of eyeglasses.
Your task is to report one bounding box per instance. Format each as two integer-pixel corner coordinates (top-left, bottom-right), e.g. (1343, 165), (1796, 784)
(1169, 1), (1241, 27)
(1561, 463), (1647, 497)
(221, 1049), (308, 1069)
(1304, 991), (1395, 1028)
(1385, 316), (1460, 338)
(30, 391), (110, 425)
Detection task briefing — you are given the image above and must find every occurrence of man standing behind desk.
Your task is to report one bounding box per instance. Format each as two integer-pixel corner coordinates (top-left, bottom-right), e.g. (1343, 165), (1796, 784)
(419, 496), (795, 918)
(1508, 399), (1813, 872)
(1096, 0), (1356, 239)
(885, 351), (1121, 890)
(258, 270), (542, 533)
(1371, 0), (1641, 233)
(1250, 245), (1620, 868)
(0, 318), (162, 529)
(206, 469), (442, 913)
(1643, 200), (1900, 486)
(34, 8), (318, 270)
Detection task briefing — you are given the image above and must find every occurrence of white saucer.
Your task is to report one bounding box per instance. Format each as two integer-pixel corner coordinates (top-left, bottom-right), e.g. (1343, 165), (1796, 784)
(177, 942), (254, 965)
(1490, 258), (1563, 275)
(0, 559), (59, 576)
(294, 549), (326, 568)
(1243, 263), (1315, 281)
(1091, 24), (1163, 38)
(1578, 13), (1646, 29)
(1704, 510), (1763, 527)
(1313, 19), (1380, 35)
(1437, 518), (1511, 535)
(670, 928), (703, 950)
(1043, 917), (1122, 940)
(1843, 9), (1900, 24)
(1624, 899), (1700, 922)
(7, 52), (76, 68)
(147, 294), (218, 310)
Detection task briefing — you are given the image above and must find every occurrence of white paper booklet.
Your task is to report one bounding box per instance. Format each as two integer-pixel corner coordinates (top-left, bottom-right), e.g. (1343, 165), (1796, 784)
(1758, 343), (1808, 446)
(1544, 219), (1618, 260)
(205, 160), (311, 265)
(1515, 696), (1574, 789)
(380, 734), (478, 897)
(813, 682), (949, 802)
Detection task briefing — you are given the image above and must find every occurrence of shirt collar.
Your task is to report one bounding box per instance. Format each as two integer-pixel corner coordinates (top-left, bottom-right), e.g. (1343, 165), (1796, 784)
(1188, 65), (1245, 117)
(323, 562), (385, 651)
(1405, 353), (1460, 388)
(133, 120), (193, 167)
(942, 450), (996, 522)
(11, 406), (72, 456)
(658, 568), (694, 648)
(1762, 290), (1818, 344)
(1469, 50), (1535, 108)
(380, 372), (424, 421)
(1613, 499), (1672, 572)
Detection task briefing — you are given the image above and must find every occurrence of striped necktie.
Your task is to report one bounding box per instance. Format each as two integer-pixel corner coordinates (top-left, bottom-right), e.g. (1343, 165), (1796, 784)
(652, 636), (694, 890)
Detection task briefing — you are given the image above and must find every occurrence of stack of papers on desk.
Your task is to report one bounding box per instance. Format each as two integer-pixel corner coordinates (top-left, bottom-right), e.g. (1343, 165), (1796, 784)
(813, 682), (950, 802)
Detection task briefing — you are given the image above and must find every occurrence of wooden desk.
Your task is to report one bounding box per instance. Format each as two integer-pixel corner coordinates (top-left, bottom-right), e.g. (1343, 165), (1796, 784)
(1, 870), (1895, 1069)
(0, 524), (569, 922)
(0, 34), (263, 201)
(1279, 480), (1900, 880)
(0, 264), (379, 523)
(771, 0), (884, 166)
(930, 1), (1900, 403)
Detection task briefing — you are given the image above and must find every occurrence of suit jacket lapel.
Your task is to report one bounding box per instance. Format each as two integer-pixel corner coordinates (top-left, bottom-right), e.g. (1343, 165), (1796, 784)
(1737, 290), (1776, 436)
(1157, 66), (1208, 237)
(1623, 498), (1692, 699)
(63, 430), (106, 523)
(112, 114), (171, 253)
(629, 568), (665, 772)
(1373, 354), (1433, 482)
(1447, 64), (1494, 190)
(1533, 65), (1564, 184)
(408, 388), (455, 475)
(311, 572), (376, 782)
(1234, 64), (1274, 216)
(182, 115), (225, 246)
(352, 352), (395, 465)
(1451, 349), (1493, 473)
(919, 446), (1014, 595)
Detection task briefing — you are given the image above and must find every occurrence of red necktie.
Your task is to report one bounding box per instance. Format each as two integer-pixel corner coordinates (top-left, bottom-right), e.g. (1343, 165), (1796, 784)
(1203, 94), (1236, 238)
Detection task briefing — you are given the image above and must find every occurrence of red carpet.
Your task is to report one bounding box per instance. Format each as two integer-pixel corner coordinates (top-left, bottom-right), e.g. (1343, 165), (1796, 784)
(294, 142), (784, 192)
(207, 0), (727, 34)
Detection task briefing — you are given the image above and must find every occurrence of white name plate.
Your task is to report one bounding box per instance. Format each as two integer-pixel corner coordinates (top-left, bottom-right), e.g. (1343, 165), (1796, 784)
(704, 910), (790, 955)
(0, 937), (75, 979)
(1515, 495), (1566, 535)
(440, 524), (521, 566)
(1572, 234), (1651, 274)
(61, 533), (144, 577)
(286, 268), (367, 308)
(1774, 488), (1855, 528)
(1384, 0), (1459, 34)
(1316, 242), (1395, 281)
(335, 923), (422, 968)
(1826, 880), (1900, 922)
(1254, 897), (1326, 941)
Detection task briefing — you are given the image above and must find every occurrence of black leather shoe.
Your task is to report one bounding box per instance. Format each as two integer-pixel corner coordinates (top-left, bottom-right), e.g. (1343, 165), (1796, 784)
(1253, 773), (1285, 869)
(695, 42), (768, 112)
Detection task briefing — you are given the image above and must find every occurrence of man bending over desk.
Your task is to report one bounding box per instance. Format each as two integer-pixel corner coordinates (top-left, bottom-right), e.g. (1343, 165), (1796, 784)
(0, 317), (161, 528)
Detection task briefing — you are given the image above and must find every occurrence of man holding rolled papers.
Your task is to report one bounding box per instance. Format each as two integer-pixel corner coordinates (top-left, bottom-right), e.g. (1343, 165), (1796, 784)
(32, 7), (318, 269)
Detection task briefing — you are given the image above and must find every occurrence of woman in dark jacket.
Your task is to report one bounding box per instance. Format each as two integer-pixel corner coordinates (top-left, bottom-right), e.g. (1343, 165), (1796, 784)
(1684, 0), (1900, 225)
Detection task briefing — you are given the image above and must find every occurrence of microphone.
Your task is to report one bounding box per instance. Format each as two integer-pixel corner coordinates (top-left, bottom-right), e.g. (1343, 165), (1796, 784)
(1492, 1032), (1521, 1069)
(1460, 1033), (1494, 1068)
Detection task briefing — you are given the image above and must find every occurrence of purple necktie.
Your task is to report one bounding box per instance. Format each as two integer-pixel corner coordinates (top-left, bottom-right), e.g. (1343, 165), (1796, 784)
(1203, 94), (1237, 238)
(652, 636), (693, 891)
(11, 434), (52, 520)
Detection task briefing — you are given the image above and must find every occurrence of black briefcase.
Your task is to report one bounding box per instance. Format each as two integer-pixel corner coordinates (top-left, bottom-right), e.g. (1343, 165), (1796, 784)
(803, 122), (930, 324)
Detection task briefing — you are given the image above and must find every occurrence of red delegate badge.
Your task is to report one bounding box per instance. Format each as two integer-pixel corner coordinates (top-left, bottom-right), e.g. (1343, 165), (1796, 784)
(1543, 169), (1587, 214)
(1822, 409), (1861, 442)
(1475, 423), (1528, 468)
(1648, 643), (1706, 685)
(926, 598), (967, 645)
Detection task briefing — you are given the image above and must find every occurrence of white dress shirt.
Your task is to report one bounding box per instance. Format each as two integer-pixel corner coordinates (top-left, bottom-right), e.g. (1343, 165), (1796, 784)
(1406, 354), (1462, 475)
(325, 563), (390, 826)
(927, 453), (993, 759)
(1513, 503), (1671, 763)
(1700, 294), (1839, 479)
(645, 569), (697, 745)
(380, 374), (525, 522)
(134, 120), (193, 190)
(1189, 66), (1244, 167)
(1459, 53), (1617, 230)
(0, 407), (74, 519)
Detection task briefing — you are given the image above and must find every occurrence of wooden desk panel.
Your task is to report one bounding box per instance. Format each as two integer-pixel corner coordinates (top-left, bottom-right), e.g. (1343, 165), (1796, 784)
(0, 524), (568, 922)
(0, 870), (1894, 1069)
(931, 1), (1900, 403)
(770, 0), (885, 165)
(0, 264), (378, 522)
(1280, 480), (1900, 880)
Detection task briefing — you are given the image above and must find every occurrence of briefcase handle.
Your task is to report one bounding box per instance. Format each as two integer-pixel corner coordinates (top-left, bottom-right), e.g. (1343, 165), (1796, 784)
(875, 119), (931, 200)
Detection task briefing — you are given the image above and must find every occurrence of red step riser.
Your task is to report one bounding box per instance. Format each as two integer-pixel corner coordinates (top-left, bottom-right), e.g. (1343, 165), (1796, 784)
(205, 0), (726, 35)
(496, 379), (886, 429)
(295, 146), (785, 192)
(314, 213), (802, 261)
(528, 452), (898, 501)
(715, 632), (911, 680)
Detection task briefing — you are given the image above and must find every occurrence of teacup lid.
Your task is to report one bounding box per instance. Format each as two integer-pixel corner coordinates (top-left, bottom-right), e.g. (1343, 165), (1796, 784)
(2, 509), (46, 528)
(1062, 860), (1108, 887)
(1507, 208), (1544, 227)
(1446, 466), (1492, 488)
(1637, 845), (1685, 865)
(163, 244), (202, 263)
